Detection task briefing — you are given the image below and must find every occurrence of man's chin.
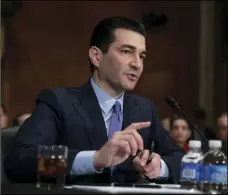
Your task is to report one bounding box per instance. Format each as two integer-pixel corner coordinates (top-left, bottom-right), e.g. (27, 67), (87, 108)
(123, 83), (136, 91)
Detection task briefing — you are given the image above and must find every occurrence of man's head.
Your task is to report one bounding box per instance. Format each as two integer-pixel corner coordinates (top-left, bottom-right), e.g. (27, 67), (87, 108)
(89, 16), (147, 96)
(216, 112), (227, 141)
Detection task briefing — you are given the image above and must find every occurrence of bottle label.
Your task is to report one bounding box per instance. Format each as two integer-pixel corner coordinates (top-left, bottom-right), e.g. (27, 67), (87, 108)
(202, 165), (227, 184)
(180, 163), (201, 181)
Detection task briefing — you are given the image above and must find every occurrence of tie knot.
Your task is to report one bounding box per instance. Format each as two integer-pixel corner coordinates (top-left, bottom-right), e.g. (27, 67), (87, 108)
(113, 101), (121, 113)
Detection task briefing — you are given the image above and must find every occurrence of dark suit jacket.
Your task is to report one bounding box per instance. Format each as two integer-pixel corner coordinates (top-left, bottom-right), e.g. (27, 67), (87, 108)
(3, 81), (184, 184)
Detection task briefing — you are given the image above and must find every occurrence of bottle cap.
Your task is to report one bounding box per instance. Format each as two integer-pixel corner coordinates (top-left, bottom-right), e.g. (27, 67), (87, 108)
(189, 140), (201, 148)
(209, 140), (222, 148)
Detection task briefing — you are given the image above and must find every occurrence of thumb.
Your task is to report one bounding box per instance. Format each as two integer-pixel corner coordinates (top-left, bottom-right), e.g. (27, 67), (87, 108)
(139, 149), (149, 166)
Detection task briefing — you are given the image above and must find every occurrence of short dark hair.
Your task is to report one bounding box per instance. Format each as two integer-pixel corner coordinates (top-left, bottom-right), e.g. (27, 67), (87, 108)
(89, 16), (146, 73)
(170, 115), (190, 130)
(170, 115), (194, 142)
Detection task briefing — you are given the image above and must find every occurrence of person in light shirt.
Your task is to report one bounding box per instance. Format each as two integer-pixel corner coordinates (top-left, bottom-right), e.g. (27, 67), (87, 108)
(4, 16), (184, 184)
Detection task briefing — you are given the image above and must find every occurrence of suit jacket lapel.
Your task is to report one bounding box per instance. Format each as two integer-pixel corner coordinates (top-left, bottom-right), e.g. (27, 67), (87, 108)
(122, 93), (139, 130)
(71, 81), (108, 150)
(70, 83), (139, 150)
(114, 93), (140, 182)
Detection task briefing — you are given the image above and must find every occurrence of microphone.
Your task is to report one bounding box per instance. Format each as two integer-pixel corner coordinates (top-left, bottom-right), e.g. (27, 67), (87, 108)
(166, 96), (208, 144)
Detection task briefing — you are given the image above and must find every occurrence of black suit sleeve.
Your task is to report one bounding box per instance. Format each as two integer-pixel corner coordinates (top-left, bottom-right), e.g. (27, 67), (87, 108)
(3, 89), (78, 182)
(149, 101), (185, 184)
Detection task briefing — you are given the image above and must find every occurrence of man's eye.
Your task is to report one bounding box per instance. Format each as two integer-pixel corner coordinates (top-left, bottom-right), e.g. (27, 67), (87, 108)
(140, 55), (146, 60)
(122, 50), (131, 54)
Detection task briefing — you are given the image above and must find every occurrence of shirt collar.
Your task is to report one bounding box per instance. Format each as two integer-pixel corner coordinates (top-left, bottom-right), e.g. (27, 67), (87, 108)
(90, 77), (124, 115)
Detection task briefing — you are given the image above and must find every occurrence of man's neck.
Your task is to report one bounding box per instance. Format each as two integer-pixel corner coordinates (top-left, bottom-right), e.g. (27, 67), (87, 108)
(92, 75), (123, 99)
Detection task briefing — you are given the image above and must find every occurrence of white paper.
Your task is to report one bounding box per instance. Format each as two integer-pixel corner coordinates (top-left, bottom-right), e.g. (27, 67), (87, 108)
(65, 185), (203, 194)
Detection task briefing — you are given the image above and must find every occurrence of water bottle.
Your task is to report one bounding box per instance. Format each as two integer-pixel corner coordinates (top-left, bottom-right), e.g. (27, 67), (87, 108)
(180, 140), (203, 191)
(201, 140), (227, 194)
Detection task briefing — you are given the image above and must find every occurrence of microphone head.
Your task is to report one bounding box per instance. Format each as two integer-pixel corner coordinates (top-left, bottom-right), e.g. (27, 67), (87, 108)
(166, 96), (179, 108)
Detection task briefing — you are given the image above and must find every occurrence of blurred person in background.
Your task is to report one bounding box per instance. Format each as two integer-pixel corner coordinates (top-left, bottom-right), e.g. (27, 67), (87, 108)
(0, 104), (9, 129)
(216, 112), (227, 141)
(12, 112), (31, 126)
(216, 112), (227, 155)
(161, 117), (170, 131)
(169, 116), (192, 152)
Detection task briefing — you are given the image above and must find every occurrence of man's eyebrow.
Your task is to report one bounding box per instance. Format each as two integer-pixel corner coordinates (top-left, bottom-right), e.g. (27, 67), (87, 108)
(120, 44), (136, 50)
(120, 44), (146, 55)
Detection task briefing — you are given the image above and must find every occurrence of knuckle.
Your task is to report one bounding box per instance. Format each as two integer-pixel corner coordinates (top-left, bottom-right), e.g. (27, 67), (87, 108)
(123, 128), (130, 133)
(142, 155), (148, 161)
(122, 140), (128, 146)
(148, 175), (153, 179)
(143, 149), (148, 155)
(130, 123), (137, 128)
(129, 134), (135, 141)
(112, 132), (121, 139)
(134, 157), (140, 164)
(153, 153), (160, 159)
(109, 138), (117, 145)
(127, 129), (136, 137)
(114, 131), (121, 136)
(123, 141), (129, 147)
(126, 147), (131, 154)
(133, 130), (140, 138)
(132, 143), (137, 150)
(130, 129), (136, 134)
(145, 172), (150, 178)
(144, 151), (149, 157)
(124, 145), (131, 154)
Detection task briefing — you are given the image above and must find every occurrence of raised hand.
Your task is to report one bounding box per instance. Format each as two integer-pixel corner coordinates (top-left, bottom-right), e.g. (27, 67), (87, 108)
(93, 122), (151, 169)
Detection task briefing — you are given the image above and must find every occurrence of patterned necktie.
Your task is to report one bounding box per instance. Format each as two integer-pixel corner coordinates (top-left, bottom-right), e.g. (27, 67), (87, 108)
(108, 101), (122, 139)
(108, 101), (122, 178)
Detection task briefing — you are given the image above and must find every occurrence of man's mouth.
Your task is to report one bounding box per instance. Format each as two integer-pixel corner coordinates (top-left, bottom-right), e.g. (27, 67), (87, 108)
(126, 73), (138, 81)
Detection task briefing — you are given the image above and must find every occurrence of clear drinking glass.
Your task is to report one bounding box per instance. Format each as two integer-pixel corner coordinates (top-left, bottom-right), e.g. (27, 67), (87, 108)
(36, 145), (68, 189)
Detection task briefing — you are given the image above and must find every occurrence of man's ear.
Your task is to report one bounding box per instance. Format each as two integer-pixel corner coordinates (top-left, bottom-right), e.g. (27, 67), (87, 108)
(89, 46), (102, 68)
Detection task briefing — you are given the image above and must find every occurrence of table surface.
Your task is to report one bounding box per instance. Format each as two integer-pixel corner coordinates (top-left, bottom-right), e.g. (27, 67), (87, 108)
(1, 183), (203, 194)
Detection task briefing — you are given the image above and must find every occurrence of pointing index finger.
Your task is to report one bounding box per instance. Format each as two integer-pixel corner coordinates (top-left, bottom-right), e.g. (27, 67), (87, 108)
(130, 122), (151, 130)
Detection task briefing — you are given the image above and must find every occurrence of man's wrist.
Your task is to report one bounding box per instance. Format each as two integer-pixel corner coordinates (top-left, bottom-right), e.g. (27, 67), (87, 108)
(71, 151), (104, 175)
(93, 150), (104, 171)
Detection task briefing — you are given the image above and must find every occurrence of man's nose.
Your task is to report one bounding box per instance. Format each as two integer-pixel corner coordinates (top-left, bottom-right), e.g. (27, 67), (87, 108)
(130, 55), (142, 69)
(177, 128), (183, 133)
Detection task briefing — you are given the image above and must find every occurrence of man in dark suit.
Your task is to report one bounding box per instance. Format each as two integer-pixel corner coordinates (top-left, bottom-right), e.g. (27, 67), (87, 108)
(3, 16), (184, 185)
